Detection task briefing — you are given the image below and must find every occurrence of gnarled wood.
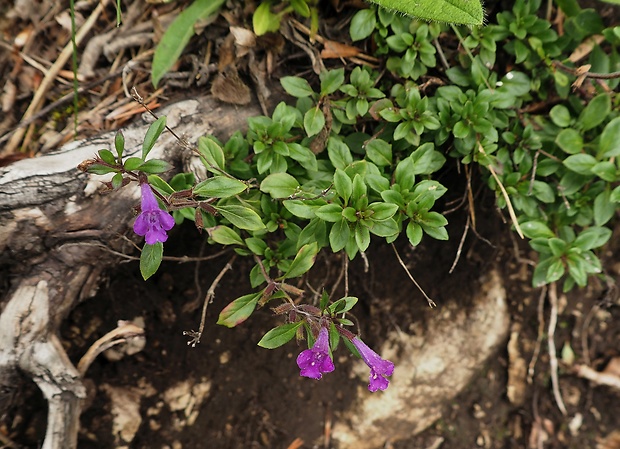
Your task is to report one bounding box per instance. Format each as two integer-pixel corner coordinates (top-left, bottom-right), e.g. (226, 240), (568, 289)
(0, 96), (261, 449)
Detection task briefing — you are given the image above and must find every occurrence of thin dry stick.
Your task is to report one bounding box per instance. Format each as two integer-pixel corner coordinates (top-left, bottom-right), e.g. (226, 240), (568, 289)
(391, 244), (436, 308)
(329, 254), (347, 299)
(478, 142), (524, 239)
(552, 60), (620, 80)
(548, 282), (568, 415)
(184, 255), (237, 347)
(580, 303), (598, 367)
(77, 322), (144, 376)
(574, 364), (620, 391)
(59, 241), (231, 263)
(527, 286), (548, 384)
(5, 0), (110, 153)
(449, 214), (470, 274)
(343, 256), (349, 297)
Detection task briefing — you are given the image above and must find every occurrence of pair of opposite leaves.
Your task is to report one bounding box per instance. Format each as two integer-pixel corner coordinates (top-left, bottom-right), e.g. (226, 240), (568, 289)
(370, 0), (483, 26)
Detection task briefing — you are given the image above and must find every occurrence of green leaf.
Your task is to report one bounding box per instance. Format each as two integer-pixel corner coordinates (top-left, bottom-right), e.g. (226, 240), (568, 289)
(591, 161), (617, 182)
(87, 163), (118, 175)
(368, 0), (483, 24)
(111, 173), (123, 189)
(253, 1), (281, 35)
(114, 132), (125, 158)
(287, 143), (318, 171)
(217, 292), (260, 328)
(546, 258), (566, 283)
(260, 173), (300, 199)
(547, 238), (568, 257)
(327, 137), (353, 170)
(578, 93), (611, 131)
(198, 136), (226, 171)
(208, 226), (245, 246)
(282, 243), (319, 279)
(148, 175), (175, 195)
(142, 116), (167, 160)
(329, 218), (350, 252)
(194, 176), (247, 198)
(593, 189), (615, 226)
(563, 153), (597, 174)
(304, 107), (325, 137)
(365, 139), (392, 167)
(140, 242), (163, 280)
(521, 221), (555, 239)
(152, 0), (225, 87)
(549, 105), (571, 127)
(327, 296), (358, 314)
(137, 159), (173, 174)
(531, 181), (555, 203)
(315, 203), (344, 222)
(598, 117), (620, 158)
(350, 8), (376, 41)
(215, 205), (265, 231)
(351, 174), (367, 202)
(334, 169), (353, 203)
(355, 223), (371, 251)
(573, 227), (612, 251)
(370, 218), (399, 237)
(98, 149), (116, 165)
(532, 257), (555, 287)
(123, 157), (143, 171)
(257, 321), (304, 349)
(320, 68), (345, 95)
(555, 129), (583, 154)
(368, 202), (399, 220)
(280, 76), (315, 98)
(283, 199), (324, 219)
(406, 221), (423, 246)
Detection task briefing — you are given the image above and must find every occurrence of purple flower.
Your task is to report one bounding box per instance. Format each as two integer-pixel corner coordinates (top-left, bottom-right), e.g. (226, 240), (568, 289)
(296, 327), (335, 380)
(352, 337), (394, 392)
(133, 183), (175, 244)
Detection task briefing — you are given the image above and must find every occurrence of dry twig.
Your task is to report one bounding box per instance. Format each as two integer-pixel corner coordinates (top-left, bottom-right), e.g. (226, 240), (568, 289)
(574, 364), (620, 391)
(548, 282), (568, 415)
(184, 255), (237, 347)
(392, 243), (436, 308)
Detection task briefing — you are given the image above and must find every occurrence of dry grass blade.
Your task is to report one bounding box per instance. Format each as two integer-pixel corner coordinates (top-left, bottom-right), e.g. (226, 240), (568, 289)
(5, 0), (111, 155)
(477, 142), (524, 239)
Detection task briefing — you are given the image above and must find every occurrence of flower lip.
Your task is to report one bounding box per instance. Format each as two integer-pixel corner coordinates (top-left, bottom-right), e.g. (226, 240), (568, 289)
(296, 326), (335, 380)
(352, 336), (394, 392)
(133, 183), (175, 245)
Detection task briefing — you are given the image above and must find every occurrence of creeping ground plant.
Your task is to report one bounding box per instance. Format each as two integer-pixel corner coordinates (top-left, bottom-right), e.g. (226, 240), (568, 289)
(81, 0), (620, 392)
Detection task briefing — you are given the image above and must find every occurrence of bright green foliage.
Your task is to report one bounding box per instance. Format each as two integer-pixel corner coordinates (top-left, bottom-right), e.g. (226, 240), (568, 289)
(97, 1), (620, 332)
(367, 0), (483, 25)
(152, 0), (225, 87)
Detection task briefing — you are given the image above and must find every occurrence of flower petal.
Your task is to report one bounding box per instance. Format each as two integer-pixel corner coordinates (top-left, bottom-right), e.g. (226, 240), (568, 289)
(140, 183), (159, 211)
(296, 327), (335, 380)
(352, 337), (394, 392)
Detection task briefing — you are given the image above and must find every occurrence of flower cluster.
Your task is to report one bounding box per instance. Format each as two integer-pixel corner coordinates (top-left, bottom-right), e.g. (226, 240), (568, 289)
(297, 326), (394, 392)
(133, 183), (175, 244)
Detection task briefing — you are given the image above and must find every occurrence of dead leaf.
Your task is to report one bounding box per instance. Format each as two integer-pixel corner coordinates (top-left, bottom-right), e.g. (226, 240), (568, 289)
(321, 39), (361, 59)
(211, 65), (251, 105)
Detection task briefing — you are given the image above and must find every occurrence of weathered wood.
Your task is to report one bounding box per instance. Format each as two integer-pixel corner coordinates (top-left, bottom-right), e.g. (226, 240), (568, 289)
(0, 96), (261, 449)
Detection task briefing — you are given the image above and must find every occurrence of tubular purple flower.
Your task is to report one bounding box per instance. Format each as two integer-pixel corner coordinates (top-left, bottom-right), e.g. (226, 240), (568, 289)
(296, 326), (335, 380)
(133, 183), (175, 245)
(352, 337), (394, 392)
